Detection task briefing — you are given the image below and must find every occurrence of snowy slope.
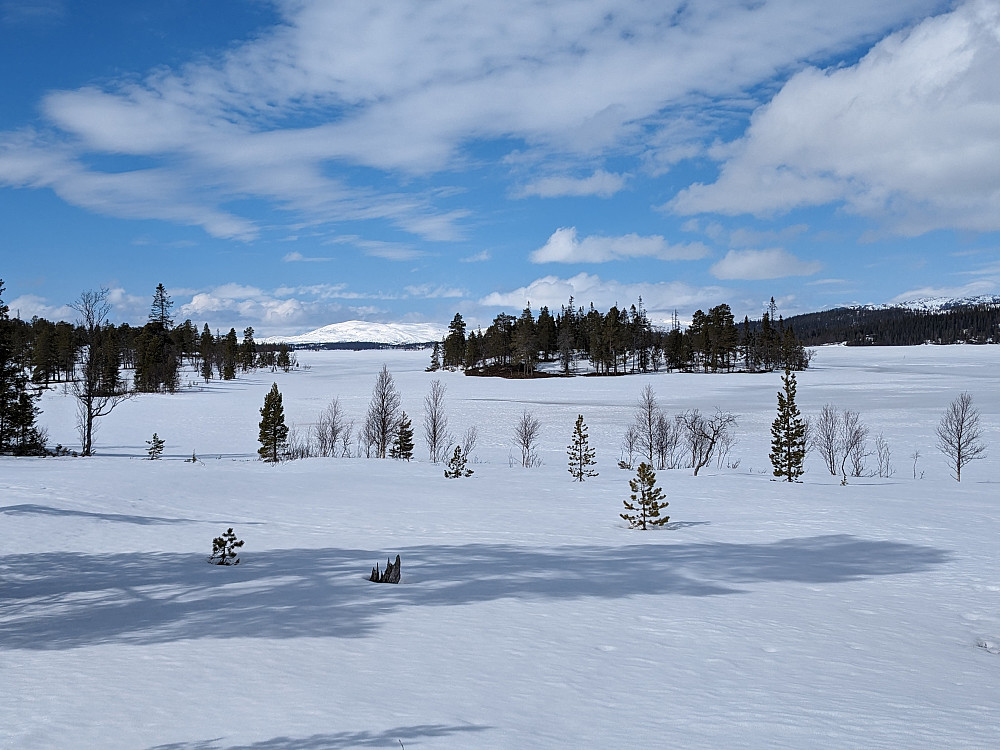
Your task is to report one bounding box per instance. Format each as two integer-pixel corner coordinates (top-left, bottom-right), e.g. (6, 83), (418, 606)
(260, 320), (445, 346)
(870, 294), (1000, 312)
(2, 345), (1000, 749)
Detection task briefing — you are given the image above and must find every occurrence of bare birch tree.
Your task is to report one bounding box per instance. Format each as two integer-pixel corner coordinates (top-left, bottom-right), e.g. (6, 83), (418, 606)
(936, 392), (987, 481)
(314, 397), (351, 457)
(679, 408), (737, 476)
(365, 364), (401, 458)
(71, 288), (133, 456)
(513, 410), (542, 467)
(813, 404), (840, 475)
(422, 379), (451, 463)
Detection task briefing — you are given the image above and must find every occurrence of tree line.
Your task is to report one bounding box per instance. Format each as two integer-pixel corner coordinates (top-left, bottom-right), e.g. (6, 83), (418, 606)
(782, 303), (1000, 346)
(434, 296), (810, 377)
(0, 280), (297, 456)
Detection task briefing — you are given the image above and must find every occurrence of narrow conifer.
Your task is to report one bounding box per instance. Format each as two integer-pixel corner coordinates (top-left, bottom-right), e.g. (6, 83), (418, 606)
(258, 382), (289, 463)
(770, 368), (807, 481)
(567, 414), (598, 481)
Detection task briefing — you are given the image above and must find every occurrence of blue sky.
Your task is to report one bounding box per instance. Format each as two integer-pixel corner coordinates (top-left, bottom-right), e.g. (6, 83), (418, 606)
(2, 0), (1000, 336)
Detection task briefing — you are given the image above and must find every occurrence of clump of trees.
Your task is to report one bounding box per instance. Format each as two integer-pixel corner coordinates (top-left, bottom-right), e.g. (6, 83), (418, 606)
(442, 296), (808, 378)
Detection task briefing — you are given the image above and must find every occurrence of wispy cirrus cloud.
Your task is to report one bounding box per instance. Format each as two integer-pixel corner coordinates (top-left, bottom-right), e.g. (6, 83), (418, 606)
(0, 0), (944, 244)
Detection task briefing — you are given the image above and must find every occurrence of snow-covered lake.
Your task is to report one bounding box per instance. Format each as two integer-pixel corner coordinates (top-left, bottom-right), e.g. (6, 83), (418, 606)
(3, 345), (999, 748)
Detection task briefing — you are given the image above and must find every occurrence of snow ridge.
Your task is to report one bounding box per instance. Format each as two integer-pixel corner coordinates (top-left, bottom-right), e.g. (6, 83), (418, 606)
(261, 320), (446, 346)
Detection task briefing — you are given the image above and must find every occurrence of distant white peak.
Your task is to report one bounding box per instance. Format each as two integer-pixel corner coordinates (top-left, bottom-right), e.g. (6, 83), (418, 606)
(261, 320), (447, 345)
(863, 295), (1000, 312)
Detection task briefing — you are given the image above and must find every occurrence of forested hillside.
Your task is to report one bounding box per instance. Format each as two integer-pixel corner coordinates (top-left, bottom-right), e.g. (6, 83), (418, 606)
(782, 303), (1000, 346)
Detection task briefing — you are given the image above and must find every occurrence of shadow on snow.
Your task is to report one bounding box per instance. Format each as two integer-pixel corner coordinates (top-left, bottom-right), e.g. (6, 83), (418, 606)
(145, 724), (491, 750)
(0, 535), (949, 650)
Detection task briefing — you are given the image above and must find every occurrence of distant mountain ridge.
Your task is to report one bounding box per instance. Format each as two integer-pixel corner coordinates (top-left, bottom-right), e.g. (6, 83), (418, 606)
(262, 320), (445, 346)
(784, 295), (1000, 346)
(865, 295), (1000, 312)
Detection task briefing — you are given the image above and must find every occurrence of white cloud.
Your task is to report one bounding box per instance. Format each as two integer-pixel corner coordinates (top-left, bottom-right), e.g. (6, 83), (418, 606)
(516, 170), (627, 199)
(283, 251), (332, 262)
(479, 272), (727, 315)
(5, 294), (73, 322)
(460, 250), (491, 263)
(530, 227), (709, 264)
(710, 249), (822, 280)
(672, 1), (1000, 235)
(404, 284), (467, 299)
(0, 0), (942, 241)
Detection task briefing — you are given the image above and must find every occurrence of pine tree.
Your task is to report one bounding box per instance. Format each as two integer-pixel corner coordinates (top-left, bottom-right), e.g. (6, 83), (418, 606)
(209, 528), (244, 565)
(149, 283), (174, 328)
(770, 368), (807, 481)
(222, 328), (239, 380)
(427, 341), (441, 371)
(258, 382), (289, 463)
(444, 445), (474, 478)
(390, 411), (415, 461)
(146, 432), (165, 460)
(567, 414), (598, 481)
(0, 279), (45, 454)
(199, 324), (214, 382)
(621, 462), (669, 529)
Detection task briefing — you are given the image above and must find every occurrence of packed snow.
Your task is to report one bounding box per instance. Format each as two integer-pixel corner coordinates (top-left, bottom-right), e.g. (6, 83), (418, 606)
(2, 345), (999, 749)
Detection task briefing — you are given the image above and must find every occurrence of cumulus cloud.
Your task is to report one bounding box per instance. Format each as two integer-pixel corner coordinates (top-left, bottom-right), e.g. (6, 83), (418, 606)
(530, 227), (709, 264)
(671, 1), (1000, 235)
(710, 249), (822, 280)
(0, 0), (941, 242)
(516, 170), (627, 199)
(479, 272), (726, 316)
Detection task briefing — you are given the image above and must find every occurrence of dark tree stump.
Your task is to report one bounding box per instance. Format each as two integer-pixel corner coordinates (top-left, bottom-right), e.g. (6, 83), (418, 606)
(369, 554), (401, 583)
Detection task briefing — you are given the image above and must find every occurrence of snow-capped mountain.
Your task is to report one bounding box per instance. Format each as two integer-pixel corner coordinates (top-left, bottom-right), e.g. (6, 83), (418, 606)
(261, 320), (445, 346)
(871, 295), (1000, 312)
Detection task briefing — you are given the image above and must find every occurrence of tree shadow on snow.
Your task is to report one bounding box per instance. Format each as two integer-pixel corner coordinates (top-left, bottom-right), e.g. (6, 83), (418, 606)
(145, 724), (491, 750)
(0, 503), (237, 526)
(0, 535), (949, 651)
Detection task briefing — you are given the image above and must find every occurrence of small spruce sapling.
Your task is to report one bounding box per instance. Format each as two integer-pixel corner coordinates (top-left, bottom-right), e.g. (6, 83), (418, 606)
(444, 445), (473, 478)
(567, 414), (598, 481)
(621, 462), (669, 530)
(146, 432), (165, 460)
(209, 528), (244, 565)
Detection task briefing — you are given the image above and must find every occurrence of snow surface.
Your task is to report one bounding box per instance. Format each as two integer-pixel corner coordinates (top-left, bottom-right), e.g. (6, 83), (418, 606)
(3, 345), (1000, 749)
(260, 321), (446, 346)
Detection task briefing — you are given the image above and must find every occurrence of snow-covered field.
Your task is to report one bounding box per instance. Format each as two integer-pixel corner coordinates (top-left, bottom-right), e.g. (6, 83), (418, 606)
(3, 345), (999, 749)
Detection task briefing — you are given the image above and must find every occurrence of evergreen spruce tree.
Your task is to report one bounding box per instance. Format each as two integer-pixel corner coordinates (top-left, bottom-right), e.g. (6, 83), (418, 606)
(222, 328), (239, 380)
(240, 327), (257, 372)
(0, 281), (46, 455)
(427, 341), (441, 371)
(276, 343), (292, 372)
(770, 368), (807, 481)
(199, 324), (214, 382)
(444, 445), (473, 478)
(258, 382), (289, 463)
(149, 283), (174, 328)
(146, 432), (165, 460)
(390, 411), (415, 461)
(567, 414), (598, 481)
(621, 462), (669, 529)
